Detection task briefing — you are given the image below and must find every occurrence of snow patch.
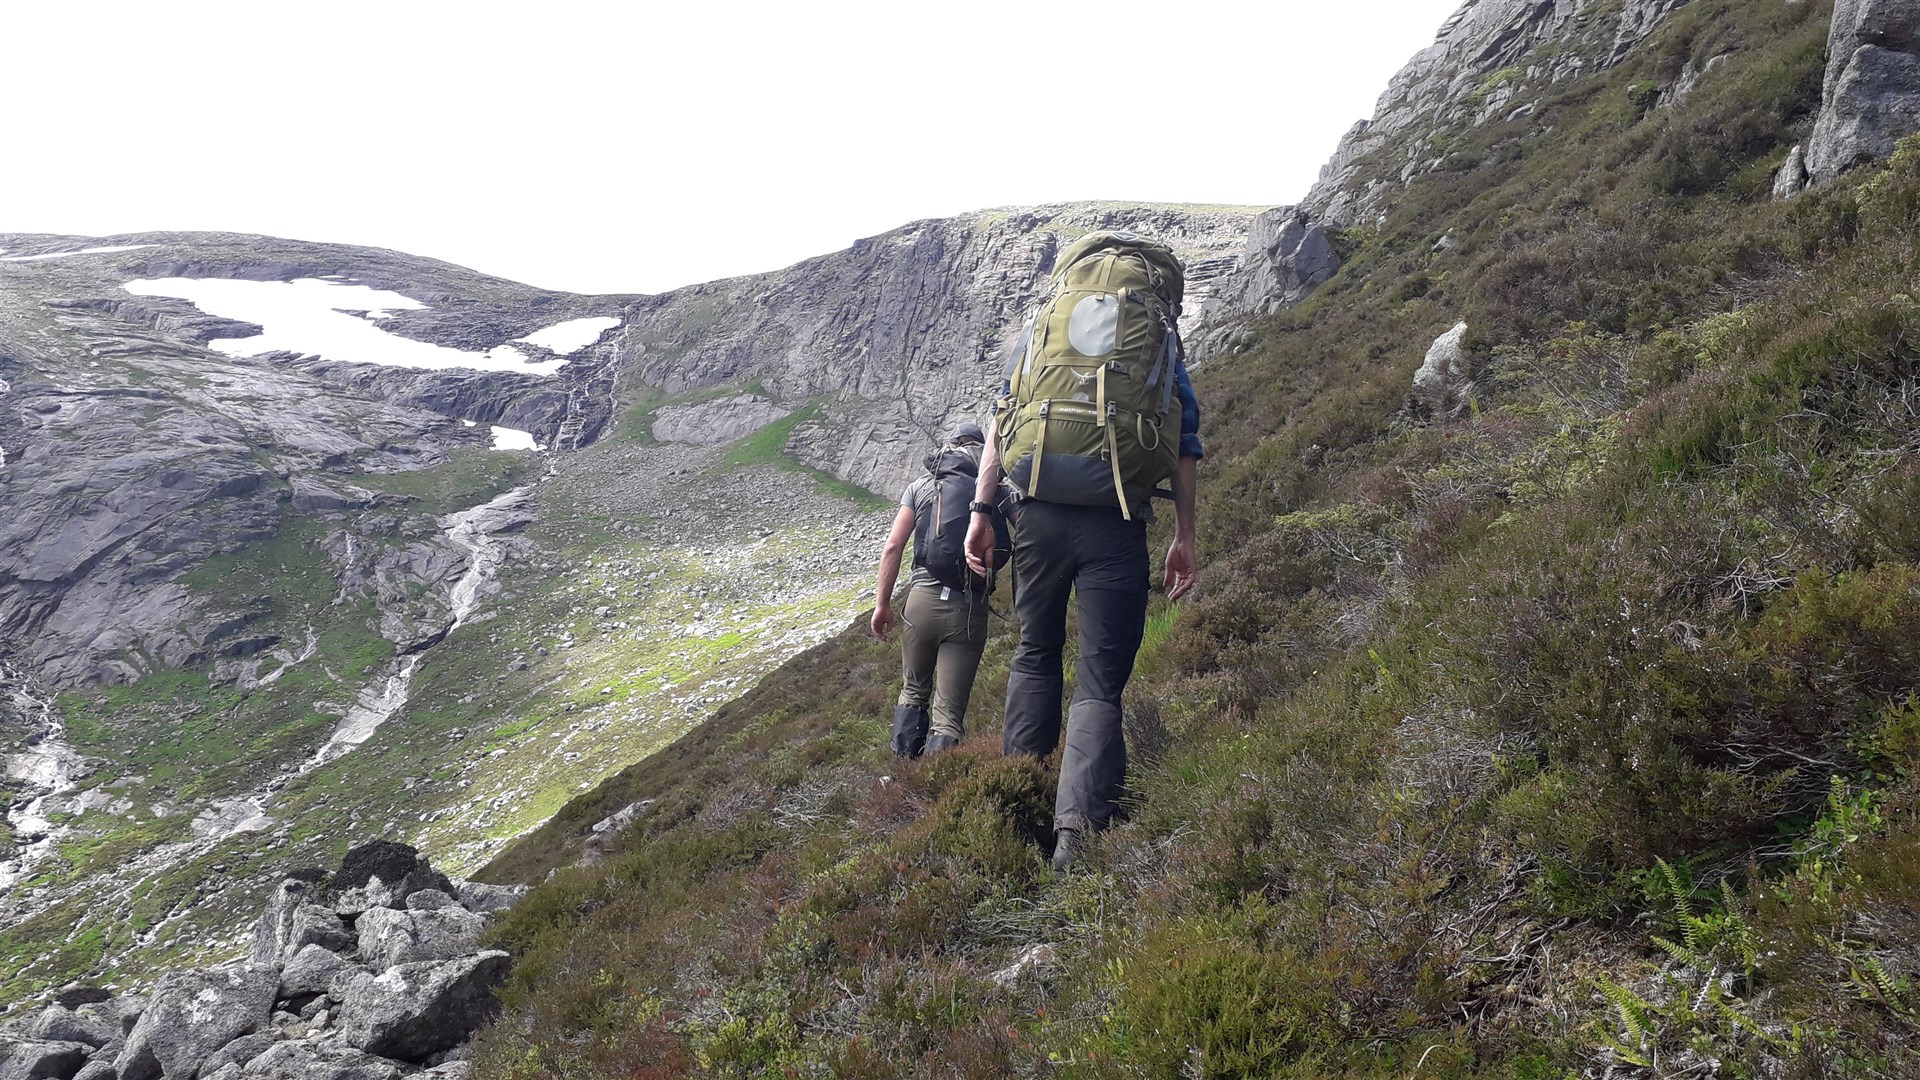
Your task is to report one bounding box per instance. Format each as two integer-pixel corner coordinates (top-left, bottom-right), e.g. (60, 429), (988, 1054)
(122, 278), (571, 376)
(516, 316), (620, 356)
(490, 426), (541, 451)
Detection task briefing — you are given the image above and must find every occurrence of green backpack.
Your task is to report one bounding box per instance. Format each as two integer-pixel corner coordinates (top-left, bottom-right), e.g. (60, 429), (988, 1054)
(997, 231), (1185, 520)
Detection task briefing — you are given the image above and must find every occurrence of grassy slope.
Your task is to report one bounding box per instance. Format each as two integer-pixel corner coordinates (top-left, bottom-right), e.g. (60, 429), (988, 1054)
(477, 3), (1920, 1074)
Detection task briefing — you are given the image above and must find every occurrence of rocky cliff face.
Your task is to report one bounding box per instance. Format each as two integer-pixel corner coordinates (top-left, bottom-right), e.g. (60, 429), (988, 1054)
(616, 203), (1261, 497)
(0, 235), (624, 688)
(1201, 0), (1708, 345)
(1202, 0), (1920, 340)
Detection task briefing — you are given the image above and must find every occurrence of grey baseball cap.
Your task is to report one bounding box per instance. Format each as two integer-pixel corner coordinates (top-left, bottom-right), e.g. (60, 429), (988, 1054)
(949, 422), (986, 445)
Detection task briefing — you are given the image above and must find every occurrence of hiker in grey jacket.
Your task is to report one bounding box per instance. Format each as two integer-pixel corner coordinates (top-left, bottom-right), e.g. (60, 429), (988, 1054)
(872, 423), (1008, 756)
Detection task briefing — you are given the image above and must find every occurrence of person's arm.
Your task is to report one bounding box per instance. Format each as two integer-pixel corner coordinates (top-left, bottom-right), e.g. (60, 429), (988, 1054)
(872, 505), (914, 639)
(1164, 456), (1198, 600)
(964, 414), (1002, 577)
(1164, 358), (1203, 601)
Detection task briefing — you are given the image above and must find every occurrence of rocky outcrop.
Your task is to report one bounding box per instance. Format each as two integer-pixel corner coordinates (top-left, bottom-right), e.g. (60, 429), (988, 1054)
(651, 394), (791, 445)
(2, 843), (517, 1080)
(333, 953), (510, 1061)
(1201, 0), (1699, 340)
(1194, 209), (1343, 354)
(617, 203), (1259, 497)
(1807, 0), (1920, 186)
(1413, 322), (1473, 415)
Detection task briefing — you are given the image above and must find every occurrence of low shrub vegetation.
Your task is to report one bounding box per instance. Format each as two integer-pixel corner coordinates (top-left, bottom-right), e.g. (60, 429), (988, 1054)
(473, 4), (1920, 1074)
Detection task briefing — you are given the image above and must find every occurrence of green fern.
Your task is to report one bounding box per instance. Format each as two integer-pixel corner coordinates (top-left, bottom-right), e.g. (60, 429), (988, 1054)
(1844, 952), (1916, 1018)
(1597, 978), (1658, 1067)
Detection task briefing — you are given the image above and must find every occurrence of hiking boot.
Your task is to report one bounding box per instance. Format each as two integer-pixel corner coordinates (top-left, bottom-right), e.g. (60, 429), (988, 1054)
(1050, 827), (1084, 872)
(925, 733), (960, 754)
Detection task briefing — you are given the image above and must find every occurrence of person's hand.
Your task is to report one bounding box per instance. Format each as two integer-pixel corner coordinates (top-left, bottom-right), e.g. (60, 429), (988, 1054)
(1164, 535), (1197, 601)
(964, 513), (994, 577)
(871, 602), (896, 640)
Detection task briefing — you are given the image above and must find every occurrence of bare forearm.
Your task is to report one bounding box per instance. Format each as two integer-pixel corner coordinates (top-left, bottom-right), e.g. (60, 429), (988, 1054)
(876, 547), (904, 604)
(1173, 456), (1198, 542)
(974, 416), (1002, 506)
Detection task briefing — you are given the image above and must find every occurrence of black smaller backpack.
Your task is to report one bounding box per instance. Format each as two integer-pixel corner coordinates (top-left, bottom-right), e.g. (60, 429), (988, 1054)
(913, 445), (1010, 593)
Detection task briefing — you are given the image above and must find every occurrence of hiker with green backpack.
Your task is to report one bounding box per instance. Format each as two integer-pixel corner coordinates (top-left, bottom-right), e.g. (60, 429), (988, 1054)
(872, 422), (1013, 757)
(964, 231), (1203, 870)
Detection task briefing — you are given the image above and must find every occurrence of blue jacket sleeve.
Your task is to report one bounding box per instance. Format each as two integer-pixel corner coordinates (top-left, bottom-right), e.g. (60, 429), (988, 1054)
(1175, 358), (1204, 459)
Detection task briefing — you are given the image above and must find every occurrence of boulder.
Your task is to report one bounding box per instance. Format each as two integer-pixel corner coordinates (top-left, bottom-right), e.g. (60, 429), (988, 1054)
(49, 989), (112, 1011)
(285, 906), (356, 963)
(1412, 321), (1471, 413)
(334, 952), (510, 1062)
(199, 1030), (274, 1075)
(108, 998), (145, 1038)
(236, 1041), (405, 1080)
(24, 1005), (115, 1049)
(0, 1034), (91, 1080)
(1807, 0), (1920, 185)
(113, 966), (274, 1080)
(330, 843), (452, 915)
(1773, 144), (1810, 200)
(449, 881), (525, 915)
(250, 879), (317, 967)
(71, 1061), (117, 1080)
(355, 907), (486, 970)
(280, 945), (362, 1000)
(402, 890), (455, 911)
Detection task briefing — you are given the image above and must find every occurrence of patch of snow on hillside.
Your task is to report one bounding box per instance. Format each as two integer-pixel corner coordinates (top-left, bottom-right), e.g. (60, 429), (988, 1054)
(516, 316), (621, 355)
(123, 277), (570, 375)
(491, 426), (542, 451)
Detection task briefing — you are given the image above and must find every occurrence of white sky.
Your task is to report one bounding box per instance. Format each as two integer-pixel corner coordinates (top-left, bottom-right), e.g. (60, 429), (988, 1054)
(1, 1), (1462, 296)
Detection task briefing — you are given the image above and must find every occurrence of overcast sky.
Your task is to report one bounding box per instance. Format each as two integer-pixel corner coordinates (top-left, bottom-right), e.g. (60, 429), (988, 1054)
(2, 1), (1462, 295)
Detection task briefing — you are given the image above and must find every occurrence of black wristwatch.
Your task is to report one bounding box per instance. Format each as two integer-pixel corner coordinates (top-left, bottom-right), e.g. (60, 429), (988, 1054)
(969, 500), (995, 515)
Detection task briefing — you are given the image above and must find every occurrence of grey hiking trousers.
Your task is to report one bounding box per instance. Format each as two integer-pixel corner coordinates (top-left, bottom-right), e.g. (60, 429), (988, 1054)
(1002, 499), (1150, 833)
(898, 584), (989, 742)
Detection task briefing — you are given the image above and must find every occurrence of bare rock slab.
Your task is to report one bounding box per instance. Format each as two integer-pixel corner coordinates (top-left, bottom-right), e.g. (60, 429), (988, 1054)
(650, 395), (790, 446)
